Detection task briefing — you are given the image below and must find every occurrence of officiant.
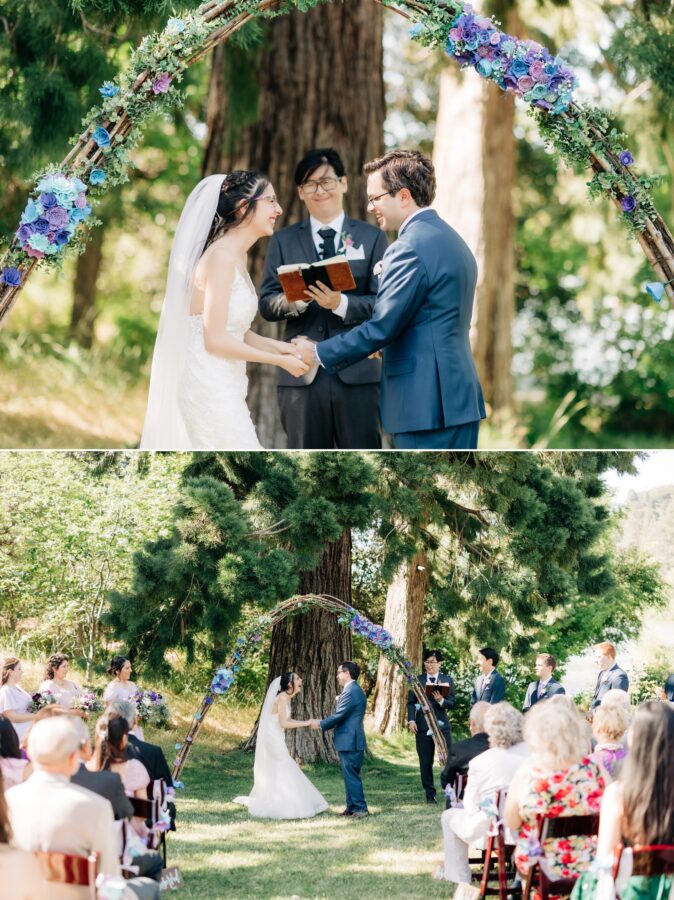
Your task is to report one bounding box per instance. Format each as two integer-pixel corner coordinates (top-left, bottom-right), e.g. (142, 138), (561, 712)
(407, 649), (455, 804)
(259, 148), (388, 449)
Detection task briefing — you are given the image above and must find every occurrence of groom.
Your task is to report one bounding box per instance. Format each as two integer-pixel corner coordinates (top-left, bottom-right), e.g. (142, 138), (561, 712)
(294, 150), (486, 449)
(311, 661), (368, 818)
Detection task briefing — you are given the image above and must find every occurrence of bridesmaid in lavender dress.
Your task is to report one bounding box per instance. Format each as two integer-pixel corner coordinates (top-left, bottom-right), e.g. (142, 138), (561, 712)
(103, 655), (144, 739)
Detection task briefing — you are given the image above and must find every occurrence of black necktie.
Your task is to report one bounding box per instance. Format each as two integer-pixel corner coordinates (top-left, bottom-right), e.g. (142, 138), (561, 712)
(317, 227), (336, 259)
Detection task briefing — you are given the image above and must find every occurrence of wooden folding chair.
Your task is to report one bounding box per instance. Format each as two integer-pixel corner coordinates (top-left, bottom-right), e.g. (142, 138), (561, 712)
(34, 850), (99, 900)
(613, 844), (674, 879)
(522, 813), (600, 900)
(478, 789), (518, 900)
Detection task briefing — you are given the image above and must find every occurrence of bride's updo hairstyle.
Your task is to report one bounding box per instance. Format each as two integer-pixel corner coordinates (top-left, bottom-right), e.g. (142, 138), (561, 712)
(203, 170), (270, 253)
(278, 672), (296, 695)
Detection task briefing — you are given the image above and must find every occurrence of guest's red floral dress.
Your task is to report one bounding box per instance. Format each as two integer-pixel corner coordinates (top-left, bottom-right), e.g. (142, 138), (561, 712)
(514, 757), (607, 882)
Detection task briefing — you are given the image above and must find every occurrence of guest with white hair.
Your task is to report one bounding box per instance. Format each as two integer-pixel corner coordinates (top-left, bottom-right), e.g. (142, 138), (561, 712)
(599, 688), (631, 713)
(437, 702), (529, 884)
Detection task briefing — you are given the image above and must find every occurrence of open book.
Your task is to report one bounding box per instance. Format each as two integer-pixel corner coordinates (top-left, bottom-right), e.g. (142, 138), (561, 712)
(277, 255), (356, 302)
(424, 683), (450, 699)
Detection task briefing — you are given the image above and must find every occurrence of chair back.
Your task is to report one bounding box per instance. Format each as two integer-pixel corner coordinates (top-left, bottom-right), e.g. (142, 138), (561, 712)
(35, 850), (99, 899)
(614, 844), (674, 878)
(540, 813), (600, 842)
(453, 771), (468, 801)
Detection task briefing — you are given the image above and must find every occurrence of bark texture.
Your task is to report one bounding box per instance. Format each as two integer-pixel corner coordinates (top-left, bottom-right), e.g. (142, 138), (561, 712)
(371, 551), (427, 735)
(70, 226), (105, 348)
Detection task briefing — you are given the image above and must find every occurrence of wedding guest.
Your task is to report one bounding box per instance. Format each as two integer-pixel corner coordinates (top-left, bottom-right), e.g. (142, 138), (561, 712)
(0, 769), (46, 899)
(259, 147), (388, 449)
(590, 703), (628, 777)
(0, 656), (65, 744)
(0, 718), (31, 788)
(440, 700), (490, 796)
(522, 653), (565, 712)
(439, 702), (529, 884)
(70, 718), (133, 821)
(571, 702), (674, 900)
(6, 717), (122, 893)
(103, 656), (143, 739)
(600, 688), (631, 714)
(590, 642), (628, 710)
(407, 649), (455, 804)
(505, 695), (607, 884)
(38, 653), (82, 709)
(471, 648), (506, 706)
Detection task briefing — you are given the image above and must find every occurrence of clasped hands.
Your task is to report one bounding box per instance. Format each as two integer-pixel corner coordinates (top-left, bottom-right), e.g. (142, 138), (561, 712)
(291, 336), (317, 366)
(307, 718), (321, 730)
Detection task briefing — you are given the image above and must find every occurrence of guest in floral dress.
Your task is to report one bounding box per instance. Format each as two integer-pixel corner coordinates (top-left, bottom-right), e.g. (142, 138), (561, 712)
(505, 695), (609, 885)
(590, 703), (628, 778)
(103, 655), (143, 739)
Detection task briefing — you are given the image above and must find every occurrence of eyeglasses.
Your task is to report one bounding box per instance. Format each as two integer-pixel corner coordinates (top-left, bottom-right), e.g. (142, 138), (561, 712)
(254, 194), (279, 205)
(300, 177), (340, 195)
(367, 190), (395, 206)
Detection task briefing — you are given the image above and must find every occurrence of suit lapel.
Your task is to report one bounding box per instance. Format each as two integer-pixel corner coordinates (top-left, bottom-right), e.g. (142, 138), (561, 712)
(298, 219), (319, 264)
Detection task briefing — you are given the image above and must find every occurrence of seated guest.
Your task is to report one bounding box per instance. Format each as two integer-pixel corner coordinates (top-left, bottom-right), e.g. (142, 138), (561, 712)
(439, 702), (529, 884)
(5, 717), (122, 892)
(38, 654), (82, 709)
(590, 642), (628, 711)
(0, 718), (31, 788)
(600, 688), (631, 713)
(108, 701), (174, 787)
(70, 718), (133, 820)
(505, 695), (608, 886)
(522, 654), (565, 712)
(0, 769), (46, 899)
(571, 701), (674, 900)
(440, 700), (490, 794)
(590, 703), (629, 777)
(471, 647), (506, 706)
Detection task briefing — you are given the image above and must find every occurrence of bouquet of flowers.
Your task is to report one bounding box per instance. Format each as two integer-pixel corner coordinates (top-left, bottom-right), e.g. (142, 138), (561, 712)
(134, 689), (170, 728)
(73, 691), (103, 715)
(29, 691), (57, 713)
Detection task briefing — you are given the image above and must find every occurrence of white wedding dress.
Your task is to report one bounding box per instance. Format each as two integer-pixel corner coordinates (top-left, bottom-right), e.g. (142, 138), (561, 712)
(140, 174), (263, 450)
(177, 269), (262, 449)
(234, 677), (328, 820)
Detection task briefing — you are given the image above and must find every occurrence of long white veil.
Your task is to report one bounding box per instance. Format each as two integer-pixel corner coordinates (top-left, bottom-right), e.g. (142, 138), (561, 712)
(140, 174), (226, 449)
(233, 676), (282, 806)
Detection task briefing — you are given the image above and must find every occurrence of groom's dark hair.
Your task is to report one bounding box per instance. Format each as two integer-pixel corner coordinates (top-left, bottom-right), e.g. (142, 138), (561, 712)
(340, 661), (360, 680)
(295, 148), (346, 186)
(363, 150), (436, 208)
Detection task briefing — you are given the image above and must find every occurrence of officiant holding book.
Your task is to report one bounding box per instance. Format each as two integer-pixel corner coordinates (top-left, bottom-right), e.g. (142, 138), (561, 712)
(259, 148), (388, 449)
(407, 649), (455, 804)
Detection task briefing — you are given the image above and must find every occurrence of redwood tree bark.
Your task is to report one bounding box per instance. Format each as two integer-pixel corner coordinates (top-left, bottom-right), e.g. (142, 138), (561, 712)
(70, 225), (105, 348)
(372, 551), (427, 735)
(243, 530), (354, 762)
(202, 1), (385, 447)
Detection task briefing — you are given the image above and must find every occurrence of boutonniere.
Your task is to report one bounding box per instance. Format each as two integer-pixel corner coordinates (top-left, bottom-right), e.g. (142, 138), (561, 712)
(373, 260), (383, 277)
(340, 231), (355, 250)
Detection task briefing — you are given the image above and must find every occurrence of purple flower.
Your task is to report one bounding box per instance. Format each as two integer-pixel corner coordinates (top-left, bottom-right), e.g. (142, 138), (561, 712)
(152, 73), (172, 95)
(621, 195), (636, 213)
(1, 267), (21, 287)
(619, 150), (635, 166)
(45, 206), (69, 229)
(34, 218), (51, 235)
(18, 224), (35, 243)
(39, 193), (58, 210)
(74, 193), (88, 209)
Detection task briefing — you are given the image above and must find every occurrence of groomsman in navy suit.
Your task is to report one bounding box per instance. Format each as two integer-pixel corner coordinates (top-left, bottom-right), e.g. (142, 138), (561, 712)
(294, 150), (485, 449)
(470, 647), (506, 707)
(590, 641), (629, 710)
(407, 649), (455, 804)
(522, 653), (565, 712)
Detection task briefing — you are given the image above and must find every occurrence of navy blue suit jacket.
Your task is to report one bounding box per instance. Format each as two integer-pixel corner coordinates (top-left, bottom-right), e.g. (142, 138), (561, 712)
(316, 209), (486, 434)
(591, 664), (629, 709)
(522, 678), (565, 712)
(320, 681), (366, 752)
(471, 670), (506, 706)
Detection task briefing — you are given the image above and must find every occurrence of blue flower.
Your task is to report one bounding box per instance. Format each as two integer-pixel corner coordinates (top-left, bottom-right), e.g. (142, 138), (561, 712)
(99, 82), (119, 99)
(89, 169), (107, 186)
(510, 59), (529, 78)
(34, 218), (51, 235)
(167, 17), (186, 33)
(210, 667), (236, 694)
(92, 127), (111, 148)
(20, 199), (40, 225)
(1, 267), (21, 287)
(408, 23), (425, 38)
(39, 193), (58, 210)
(619, 150), (635, 167)
(621, 195), (636, 213)
(54, 230), (71, 246)
(644, 281), (669, 302)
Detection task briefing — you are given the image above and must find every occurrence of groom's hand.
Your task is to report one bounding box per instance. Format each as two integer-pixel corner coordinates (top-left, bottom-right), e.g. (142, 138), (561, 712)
(310, 719), (320, 730)
(292, 337), (317, 366)
(304, 280), (341, 311)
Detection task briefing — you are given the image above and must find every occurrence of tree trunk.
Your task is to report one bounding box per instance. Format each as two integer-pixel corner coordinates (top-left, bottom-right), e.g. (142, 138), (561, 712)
(202, 1), (385, 447)
(243, 530), (354, 762)
(432, 12), (517, 420)
(372, 551), (427, 735)
(70, 226), (105, 348)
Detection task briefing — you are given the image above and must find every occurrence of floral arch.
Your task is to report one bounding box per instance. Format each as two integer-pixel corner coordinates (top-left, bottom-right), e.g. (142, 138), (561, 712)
(170, 593), (441, 783)
(1, 0), (673, 322)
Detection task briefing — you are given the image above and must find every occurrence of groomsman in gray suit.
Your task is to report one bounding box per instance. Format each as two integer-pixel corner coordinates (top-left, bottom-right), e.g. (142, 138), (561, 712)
(522, 653), (565, 712)
(471, 647), (506, 706)
(259, 148), (388, 449)
(590, 641), (629, 710)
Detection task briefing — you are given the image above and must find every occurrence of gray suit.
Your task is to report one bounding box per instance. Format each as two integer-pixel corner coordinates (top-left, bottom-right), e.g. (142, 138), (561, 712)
(591, 664), (629, 708)
(259, 216), (388, 449)
(522, 678), (565, 712)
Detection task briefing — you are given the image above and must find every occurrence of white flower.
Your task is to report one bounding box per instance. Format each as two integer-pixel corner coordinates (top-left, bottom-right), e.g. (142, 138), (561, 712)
(373, 261), (383, 277)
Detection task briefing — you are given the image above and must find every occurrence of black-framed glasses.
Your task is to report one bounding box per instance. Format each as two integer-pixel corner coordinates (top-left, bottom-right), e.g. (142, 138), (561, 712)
(300, 177), (340, 195)
(367, 190), (394, 206)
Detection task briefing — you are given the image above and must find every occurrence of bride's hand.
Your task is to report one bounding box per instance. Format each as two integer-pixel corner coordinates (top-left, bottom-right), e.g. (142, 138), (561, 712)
(281, 356), (310, 378)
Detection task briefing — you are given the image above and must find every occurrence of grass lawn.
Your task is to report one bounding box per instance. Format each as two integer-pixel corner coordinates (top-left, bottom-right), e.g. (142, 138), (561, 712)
(153, 720), (455, 900)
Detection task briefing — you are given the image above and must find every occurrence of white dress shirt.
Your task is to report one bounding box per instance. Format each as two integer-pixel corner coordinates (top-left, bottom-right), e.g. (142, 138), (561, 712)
(310, 212), (348, 319)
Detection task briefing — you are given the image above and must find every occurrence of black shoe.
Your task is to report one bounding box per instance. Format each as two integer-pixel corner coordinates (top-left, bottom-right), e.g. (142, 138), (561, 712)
(351, 810), (369, 819)
(339, 809), (353, 816)
(426, 796), (438, 804)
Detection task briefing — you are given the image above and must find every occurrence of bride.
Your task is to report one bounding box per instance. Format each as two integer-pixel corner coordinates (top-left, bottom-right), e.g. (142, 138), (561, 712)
(140, 172), (309, 449)
(234, 673), (328, 820)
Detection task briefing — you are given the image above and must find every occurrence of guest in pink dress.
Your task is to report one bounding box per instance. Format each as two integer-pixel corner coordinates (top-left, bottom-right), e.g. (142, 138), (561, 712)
(38, 654), (82, 710)
(103, 656), (143, 739)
